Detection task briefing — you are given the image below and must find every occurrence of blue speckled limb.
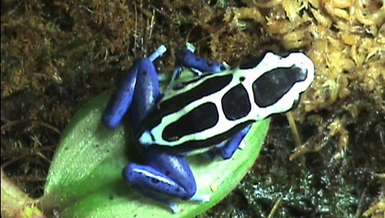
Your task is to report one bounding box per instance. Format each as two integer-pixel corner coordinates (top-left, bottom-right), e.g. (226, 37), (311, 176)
(176, 49), (227, 74)
(102, 46), (166, 129)
(220, 125), (251, 159)
(204, 125), (251, 160)
(124, 152), (197, 200)
(104, 46), (217, 212)
(169, 49), (228, 85)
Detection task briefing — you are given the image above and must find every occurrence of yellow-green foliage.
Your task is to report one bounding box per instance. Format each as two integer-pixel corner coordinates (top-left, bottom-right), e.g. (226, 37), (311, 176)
(1, 0), (384, 216)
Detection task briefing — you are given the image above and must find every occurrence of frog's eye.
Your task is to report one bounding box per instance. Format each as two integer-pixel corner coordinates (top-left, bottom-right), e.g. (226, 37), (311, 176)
(252, 66), (308, 107)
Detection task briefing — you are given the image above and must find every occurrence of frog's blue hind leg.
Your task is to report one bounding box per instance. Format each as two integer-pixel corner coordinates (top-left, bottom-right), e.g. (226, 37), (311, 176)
(124, 152), (210, 213)
(125, 153), (210, 213)
(116, 46), (209, 213)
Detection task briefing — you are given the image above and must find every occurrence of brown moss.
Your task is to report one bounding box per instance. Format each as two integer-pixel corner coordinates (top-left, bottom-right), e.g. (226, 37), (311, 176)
(1, 0), (384, 217)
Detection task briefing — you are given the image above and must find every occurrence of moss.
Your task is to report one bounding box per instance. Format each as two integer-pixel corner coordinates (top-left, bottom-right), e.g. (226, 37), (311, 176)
(1, 0), (384, 217)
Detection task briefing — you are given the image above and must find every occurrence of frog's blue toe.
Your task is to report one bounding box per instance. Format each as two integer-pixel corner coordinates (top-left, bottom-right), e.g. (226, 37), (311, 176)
(238, 140), (246, 150)
(189, 193), (211, 202)
(148, 45), (167, 62)
(128, 180), (181, 213)
(169, 203), (180, 213)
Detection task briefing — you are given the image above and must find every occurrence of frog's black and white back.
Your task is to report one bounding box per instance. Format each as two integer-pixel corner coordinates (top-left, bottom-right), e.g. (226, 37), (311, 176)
(139, 52), (315, 154)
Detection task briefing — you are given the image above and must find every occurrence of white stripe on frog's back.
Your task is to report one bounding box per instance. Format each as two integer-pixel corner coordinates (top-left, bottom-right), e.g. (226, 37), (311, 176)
(140, 52), (315, 147)
(140, 74), (241, 147)
(163, 52), (314, 102)
(161, 69), (222, 102)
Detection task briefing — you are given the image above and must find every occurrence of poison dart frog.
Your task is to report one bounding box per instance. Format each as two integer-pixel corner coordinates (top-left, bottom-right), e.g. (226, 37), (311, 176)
(102, 45), (315, 213)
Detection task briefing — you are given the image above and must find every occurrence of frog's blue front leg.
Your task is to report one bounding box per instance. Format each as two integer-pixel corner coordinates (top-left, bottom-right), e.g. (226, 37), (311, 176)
(204, 125), (251, 160)
(219, 125), (251, 159)
(176, 49), (227, 74)
(169, 49), (228, 84)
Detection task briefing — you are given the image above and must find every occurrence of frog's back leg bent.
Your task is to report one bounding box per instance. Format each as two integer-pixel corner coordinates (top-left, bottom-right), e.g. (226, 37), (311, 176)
(102, 45), (166, 129)
(103, 46), (208, 212)
(124, 152), (202, 212)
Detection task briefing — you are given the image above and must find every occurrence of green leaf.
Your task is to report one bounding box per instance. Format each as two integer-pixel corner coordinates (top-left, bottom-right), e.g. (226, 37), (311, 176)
(40, 90), (270, 218)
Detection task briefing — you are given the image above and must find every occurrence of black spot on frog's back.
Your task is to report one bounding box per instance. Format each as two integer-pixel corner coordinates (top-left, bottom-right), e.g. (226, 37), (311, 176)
(253, 67), (307, 107)
(162, 102), (219, 141)
(221, 84), (251, 120)
(142, 74), (232, 132)
(165, 74), (232, 111)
